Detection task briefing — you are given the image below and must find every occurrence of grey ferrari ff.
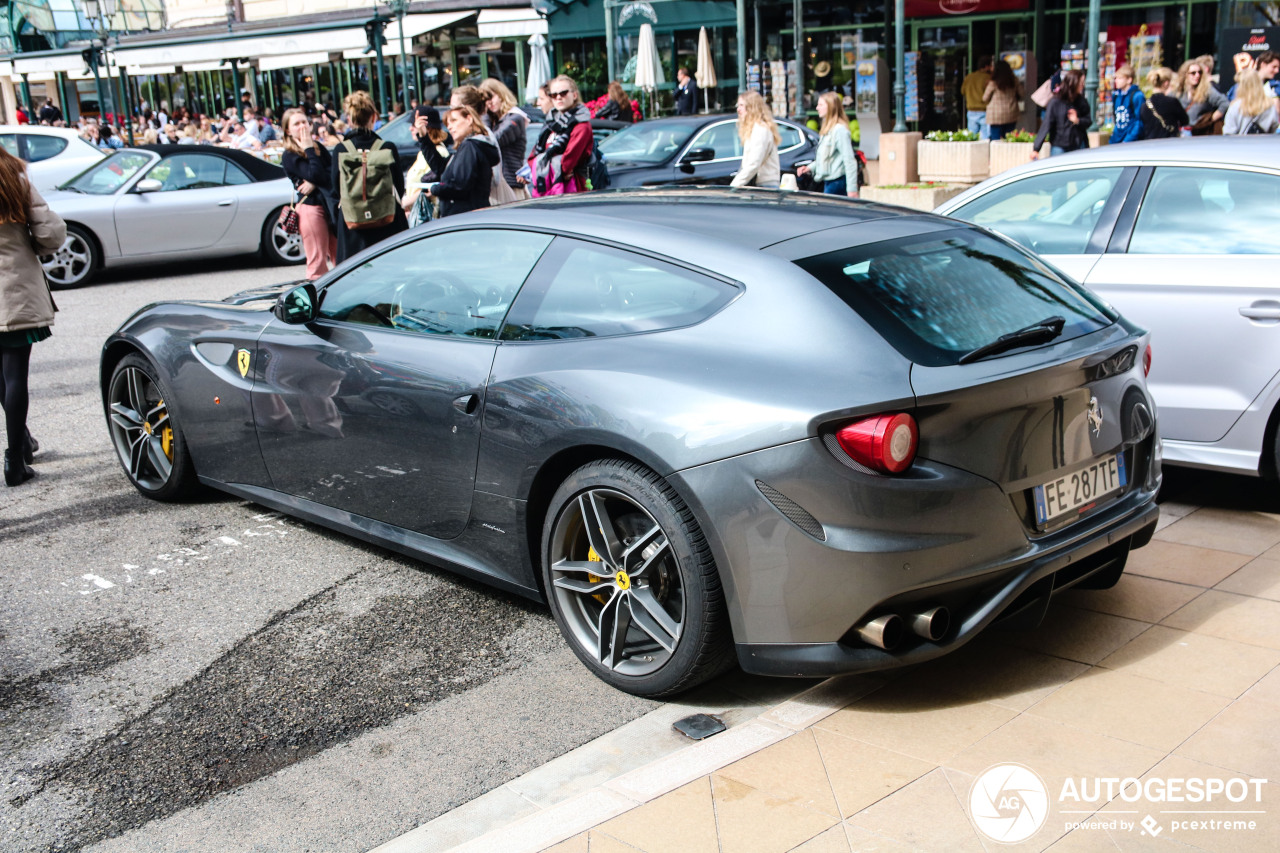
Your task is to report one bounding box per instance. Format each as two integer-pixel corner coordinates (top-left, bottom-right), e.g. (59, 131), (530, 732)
(100, 189), (1161, 697)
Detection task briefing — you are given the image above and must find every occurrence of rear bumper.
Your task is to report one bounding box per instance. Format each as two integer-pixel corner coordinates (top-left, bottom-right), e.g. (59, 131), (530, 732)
(736, 502), (1158, 677)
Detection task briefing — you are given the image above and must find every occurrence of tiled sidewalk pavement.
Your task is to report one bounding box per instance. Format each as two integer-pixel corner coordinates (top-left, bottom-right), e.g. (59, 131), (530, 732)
(383, 476), (1280, 853)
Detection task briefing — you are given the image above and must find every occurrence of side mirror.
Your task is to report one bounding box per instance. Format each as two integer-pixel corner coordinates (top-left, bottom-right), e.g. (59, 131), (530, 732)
(135, 178), (163, 193)
(274, 282), (319, 324)
(680, 146), (715, 164)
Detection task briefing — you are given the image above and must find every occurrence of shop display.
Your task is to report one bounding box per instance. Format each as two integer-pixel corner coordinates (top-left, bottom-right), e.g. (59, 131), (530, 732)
(1096, 40), (1118, 128)
(904, 51), (921, 123)
(1128, 28), (1162, 88)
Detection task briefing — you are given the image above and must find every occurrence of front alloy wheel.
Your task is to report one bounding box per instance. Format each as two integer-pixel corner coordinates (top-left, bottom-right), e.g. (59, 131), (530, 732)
(106, 354), (197, 500)
(543, 460), (732, 696)
(42, 225), (96, 289)
(263, 207), (305, 265)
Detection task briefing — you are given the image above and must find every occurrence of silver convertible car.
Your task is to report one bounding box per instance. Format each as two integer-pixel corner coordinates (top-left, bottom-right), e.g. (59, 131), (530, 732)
(100, 190), (1160, 696)
(43, 145), (302, 289)
(937, 137), (1280, 482)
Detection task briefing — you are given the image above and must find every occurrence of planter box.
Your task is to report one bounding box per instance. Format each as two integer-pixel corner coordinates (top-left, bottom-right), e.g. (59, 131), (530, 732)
(988, 140), (1043, 176)
(917, 140), (989, 184)
(861, 183), (966, 212)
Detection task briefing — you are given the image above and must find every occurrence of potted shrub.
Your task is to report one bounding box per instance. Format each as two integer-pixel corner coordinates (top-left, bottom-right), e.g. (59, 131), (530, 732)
(917, 130), (989, 184)
(860, 181), (967, 212)
(988, 129), (1043, 176)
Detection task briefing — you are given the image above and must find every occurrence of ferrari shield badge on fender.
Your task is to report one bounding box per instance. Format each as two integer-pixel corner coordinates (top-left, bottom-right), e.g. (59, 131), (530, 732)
(237, 348), (251, 378)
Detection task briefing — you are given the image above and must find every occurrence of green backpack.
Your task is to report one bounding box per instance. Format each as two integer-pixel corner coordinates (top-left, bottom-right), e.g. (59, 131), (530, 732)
(337, 139), (397, 229)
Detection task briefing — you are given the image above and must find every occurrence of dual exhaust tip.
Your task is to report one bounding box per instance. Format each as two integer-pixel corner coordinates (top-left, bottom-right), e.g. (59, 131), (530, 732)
(855, 606), (950, 651)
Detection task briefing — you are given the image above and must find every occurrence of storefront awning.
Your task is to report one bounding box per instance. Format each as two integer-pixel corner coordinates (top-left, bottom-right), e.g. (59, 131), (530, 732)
(258, 52), (335, 72)
(478, 9), (547, 39)
(128, 65), (177, 75)
(114, 26), (367, 68)
(342, 11), (474, 59)
(14, 52), (89, 74)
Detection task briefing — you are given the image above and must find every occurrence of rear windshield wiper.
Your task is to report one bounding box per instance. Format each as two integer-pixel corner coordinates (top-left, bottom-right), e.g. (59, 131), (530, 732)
(958, 316), (1066, 365)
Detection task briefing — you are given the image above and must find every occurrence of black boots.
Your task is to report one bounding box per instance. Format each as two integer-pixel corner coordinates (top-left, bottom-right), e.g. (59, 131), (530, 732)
(23, 428), (38, 465)
(4, 449), (34, 487)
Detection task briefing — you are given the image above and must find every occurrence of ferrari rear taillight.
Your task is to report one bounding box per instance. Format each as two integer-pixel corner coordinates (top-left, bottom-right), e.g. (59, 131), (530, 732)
(835, 413), (919, 474)
(1143, 344), (1152, 377)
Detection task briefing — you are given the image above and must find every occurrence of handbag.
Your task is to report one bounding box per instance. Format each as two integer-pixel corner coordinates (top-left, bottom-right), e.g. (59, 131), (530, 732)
(278, 193), (301, 234)
(490, 169), (520, 207)
(408, 191), (432, 228)
(1030, 79), (1054, 108)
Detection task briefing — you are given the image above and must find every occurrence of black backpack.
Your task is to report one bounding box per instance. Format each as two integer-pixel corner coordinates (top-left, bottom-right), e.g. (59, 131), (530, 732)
(585, 133), (610, 191)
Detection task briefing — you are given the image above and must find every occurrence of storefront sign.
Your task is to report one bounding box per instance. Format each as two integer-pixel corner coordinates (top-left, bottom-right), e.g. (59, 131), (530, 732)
(1220, 28), (1280, 92)
(905, 0), (1028, 17)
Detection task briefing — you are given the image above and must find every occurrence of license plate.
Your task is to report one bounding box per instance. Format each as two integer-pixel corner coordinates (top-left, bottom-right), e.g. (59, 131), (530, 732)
(1033, 453), (1127, 525)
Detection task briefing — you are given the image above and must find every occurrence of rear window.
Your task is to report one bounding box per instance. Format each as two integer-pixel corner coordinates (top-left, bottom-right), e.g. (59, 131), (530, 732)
(794, 228), (1114, 367)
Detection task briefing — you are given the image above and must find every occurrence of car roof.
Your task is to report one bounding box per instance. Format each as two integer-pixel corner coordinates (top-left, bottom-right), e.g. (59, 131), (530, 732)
(132, 143), (287, 181)
(993, 136), (1280, 174)
(466, 187), (943, 253)
(0, 125), (91, 139)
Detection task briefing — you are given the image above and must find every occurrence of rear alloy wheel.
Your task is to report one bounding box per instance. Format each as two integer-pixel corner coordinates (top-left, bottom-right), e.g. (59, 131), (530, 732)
(42, 224), (97, 289)
(542, 460), (733, 697)
(262, 206), (305, 265)
(106, 353), (198, 501)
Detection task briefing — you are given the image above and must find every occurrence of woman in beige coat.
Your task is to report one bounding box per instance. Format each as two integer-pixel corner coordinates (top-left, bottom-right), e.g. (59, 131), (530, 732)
(0, 145), (66, 486)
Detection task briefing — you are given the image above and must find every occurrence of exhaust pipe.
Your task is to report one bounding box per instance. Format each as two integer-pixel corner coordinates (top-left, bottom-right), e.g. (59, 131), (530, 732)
(856, 614), (903, 651)
(909, 606), (950, 642)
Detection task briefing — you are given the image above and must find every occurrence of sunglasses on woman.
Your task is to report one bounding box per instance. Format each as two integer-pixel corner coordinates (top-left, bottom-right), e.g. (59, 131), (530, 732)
(550, 90), (571, 98)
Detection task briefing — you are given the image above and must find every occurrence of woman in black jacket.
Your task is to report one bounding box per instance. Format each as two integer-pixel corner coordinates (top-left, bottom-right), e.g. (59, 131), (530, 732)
(595, 81), (637, 123)
(425, 105), (500, 217)
(280, 108), (336, 280)
(330, 91), (407, 263)
(1139, 67), (1191, 139)
(1032, 69), (1091, 159)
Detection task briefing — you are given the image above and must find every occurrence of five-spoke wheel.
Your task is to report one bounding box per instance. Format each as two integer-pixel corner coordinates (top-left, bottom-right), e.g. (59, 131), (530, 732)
(263, 208), (305, 265)
(106, 354), (197, 500)
(543, 460), (732, 696)
(42, 225), (97, 289)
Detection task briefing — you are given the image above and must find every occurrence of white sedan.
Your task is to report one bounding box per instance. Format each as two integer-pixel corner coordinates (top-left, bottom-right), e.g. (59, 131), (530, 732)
(0, 125), (105, 193)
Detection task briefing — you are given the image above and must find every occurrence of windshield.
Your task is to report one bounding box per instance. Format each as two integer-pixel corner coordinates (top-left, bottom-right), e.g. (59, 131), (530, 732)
(794, 228), (1115, 367)
(598, 120), (702, 164)
(61, 151), (153, 194)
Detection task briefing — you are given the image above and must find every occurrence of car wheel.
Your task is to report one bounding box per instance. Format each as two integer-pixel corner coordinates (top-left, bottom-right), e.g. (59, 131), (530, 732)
(42, 224), (97, 289)
(542, 459), (733, 697)
(106, 353), (198, 501)
(262, 207), (305, 265)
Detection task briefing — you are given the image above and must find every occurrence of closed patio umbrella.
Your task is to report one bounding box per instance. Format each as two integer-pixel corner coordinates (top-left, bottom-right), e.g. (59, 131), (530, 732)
(695, 26), (717, 113)
(634, 23), (664, 115)
(525, 33), (551, 105)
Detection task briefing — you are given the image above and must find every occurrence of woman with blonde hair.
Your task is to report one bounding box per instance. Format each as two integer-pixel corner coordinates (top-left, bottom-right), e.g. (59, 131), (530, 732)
(1224, 69), (1280, 134)
(280, 107), (336, 280)
(731, 90), (780, 188)
(0, 145), (65, 486)
(796, 91), (857, 196)
(424, 104), (500, 217)
(1176, 59), (1228, 132)
(479, 77), (531, 193)
(528, 75), (593, 195)
(1138, 67), (1190, 139)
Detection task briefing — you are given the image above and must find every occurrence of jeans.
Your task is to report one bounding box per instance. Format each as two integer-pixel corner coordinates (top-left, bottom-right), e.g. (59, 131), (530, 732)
(967, 110), (987, 137)
(823, 176), (847, 196)
(988, 122), (1016, 141)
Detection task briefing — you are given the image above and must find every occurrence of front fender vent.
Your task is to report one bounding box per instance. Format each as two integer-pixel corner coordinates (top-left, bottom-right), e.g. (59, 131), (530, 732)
(755, 480), (826, 541)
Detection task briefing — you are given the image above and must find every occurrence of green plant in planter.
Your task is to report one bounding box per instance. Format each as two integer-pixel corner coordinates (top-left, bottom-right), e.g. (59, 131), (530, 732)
(1002, 129), (1035, 143)
(924, 130), (981, 142)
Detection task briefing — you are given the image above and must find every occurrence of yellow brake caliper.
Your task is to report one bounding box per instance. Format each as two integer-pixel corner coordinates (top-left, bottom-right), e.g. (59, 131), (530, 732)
(587, 547), (608, 604)
(158, 399), (174, 460)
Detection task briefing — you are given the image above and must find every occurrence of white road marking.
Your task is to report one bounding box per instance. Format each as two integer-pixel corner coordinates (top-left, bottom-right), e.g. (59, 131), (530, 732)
(83, 574), (116, 589)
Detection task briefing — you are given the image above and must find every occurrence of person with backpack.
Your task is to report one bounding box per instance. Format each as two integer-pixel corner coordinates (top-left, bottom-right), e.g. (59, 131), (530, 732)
(1032, 70), (1091, 159)
(1109, 65), (1145, 144)
(1224, 69), (1280, 135)
(331, 90), (407, 263)
(529, 75), (594, 196)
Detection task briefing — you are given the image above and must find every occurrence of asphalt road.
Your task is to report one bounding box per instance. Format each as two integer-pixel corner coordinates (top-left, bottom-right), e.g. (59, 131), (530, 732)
(0, 257), (661, 852)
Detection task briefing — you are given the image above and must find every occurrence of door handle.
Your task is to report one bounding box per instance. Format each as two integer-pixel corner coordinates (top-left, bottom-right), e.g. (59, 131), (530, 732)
(217, 199), (234, 206)
(1240, 303), (1280, 321)
(452, 394), (479, 415)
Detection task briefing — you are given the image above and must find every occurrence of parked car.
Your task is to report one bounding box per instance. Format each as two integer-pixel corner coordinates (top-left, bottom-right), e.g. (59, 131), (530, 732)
(100, 188), (1160, 697)
(0, 124), (105, 193)
(936, 137), (1280, 481)
(597, 113), (819, 187)
(41, 144), (301, 288)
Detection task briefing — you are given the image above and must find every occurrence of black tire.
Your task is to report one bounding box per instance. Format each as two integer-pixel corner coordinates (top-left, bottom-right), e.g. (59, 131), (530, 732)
(262, 206), (305, 266)
(105, 353), (199, 501)
(542, 459), (734, 697)
(42, 224), (97, 289)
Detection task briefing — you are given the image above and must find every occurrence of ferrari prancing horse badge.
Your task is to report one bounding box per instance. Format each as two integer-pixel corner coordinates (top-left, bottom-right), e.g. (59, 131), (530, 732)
(237, 348), (251, 378)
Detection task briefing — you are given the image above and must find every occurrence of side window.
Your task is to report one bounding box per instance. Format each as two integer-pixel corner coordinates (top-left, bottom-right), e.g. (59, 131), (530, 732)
(948, 167), (1125, 255)
(148, 154), (229, 191)
(224, 162), (252, 185)
(1129, 167), (1280, 255)
(318, 229), (552, 338)
(22, 135), (67, 162)
(778, 123), (803, 150)
(0, 135), (16, 157)
(501, 240), (738, 341)
(689, 122), (742, 160)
